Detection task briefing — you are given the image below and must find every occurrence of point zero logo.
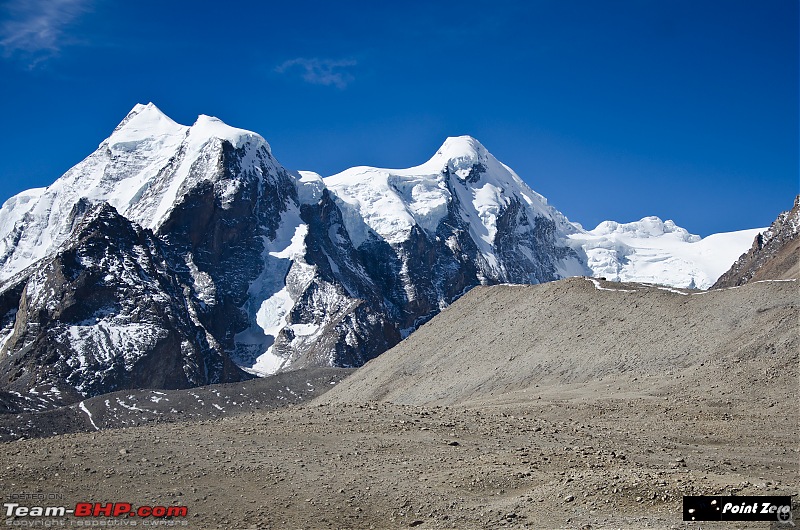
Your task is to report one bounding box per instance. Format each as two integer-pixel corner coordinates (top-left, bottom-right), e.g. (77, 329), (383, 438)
(683, 495), (793, 524)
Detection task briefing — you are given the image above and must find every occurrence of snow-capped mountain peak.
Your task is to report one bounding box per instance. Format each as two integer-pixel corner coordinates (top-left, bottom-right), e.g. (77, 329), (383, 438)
(111, 102), (183, 138)
(189, 114), (271, 153)
(0, 105), (277, 281)
(105, 104), (190, 166)
(109, 103), (270, 156)
(426, 135), (490, 175)
(325, 136), (585, 281)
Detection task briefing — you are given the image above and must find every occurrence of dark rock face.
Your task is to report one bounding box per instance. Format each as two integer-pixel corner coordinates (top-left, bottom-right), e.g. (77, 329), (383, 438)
(712, 195), (800, 288)
(494, 197), (572, 283)
(157, 141), (299, 352)
(0, 204), (251, 406)
(265, 189), (403, 370)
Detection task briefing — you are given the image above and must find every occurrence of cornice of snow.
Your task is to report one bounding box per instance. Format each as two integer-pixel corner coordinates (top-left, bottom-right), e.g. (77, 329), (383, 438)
(189, 114), (271, 154)
(421, 135), (490, 174)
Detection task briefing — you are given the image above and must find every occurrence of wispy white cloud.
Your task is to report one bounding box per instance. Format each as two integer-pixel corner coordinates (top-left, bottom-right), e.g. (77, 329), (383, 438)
(276, 57), (357, 89)
(0, 0), (91, 67)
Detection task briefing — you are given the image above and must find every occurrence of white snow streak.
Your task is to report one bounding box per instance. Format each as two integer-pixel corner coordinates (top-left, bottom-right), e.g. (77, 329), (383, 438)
(78, 401), (99, 431)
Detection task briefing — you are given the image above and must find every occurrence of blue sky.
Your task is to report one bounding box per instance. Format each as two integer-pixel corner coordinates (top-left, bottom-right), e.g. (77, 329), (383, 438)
(0, 0), (796, 236)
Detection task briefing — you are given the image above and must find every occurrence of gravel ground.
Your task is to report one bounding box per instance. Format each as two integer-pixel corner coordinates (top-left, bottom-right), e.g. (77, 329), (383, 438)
(0, 278), (797, 529)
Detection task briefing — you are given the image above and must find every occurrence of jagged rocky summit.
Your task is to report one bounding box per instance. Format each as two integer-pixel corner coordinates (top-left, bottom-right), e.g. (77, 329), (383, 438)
(0, 103), (590, 406)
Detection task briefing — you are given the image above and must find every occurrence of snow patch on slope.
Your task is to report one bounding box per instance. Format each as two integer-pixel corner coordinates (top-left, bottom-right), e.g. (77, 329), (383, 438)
(78, 401), (99, 430)
(62, 319), (168, 394)
(233, 203), (315, 376)
(0, 187), (46, 242)
(325, 168), (439, 246)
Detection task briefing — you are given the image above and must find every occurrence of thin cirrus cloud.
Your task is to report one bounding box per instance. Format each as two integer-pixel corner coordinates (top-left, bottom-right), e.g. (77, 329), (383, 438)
(0, 0), (91, 67)
(276, 57), (357, 89)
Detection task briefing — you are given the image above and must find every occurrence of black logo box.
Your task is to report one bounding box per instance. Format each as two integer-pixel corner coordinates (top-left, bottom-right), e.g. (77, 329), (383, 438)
(684, 496), (792, 521)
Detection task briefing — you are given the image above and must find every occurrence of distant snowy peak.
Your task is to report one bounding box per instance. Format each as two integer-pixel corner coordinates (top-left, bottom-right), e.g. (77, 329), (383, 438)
(423, 135), (491, 175)
(428, 136), (579, 235)
(109, 103), (271, 153)
(589, 216), (701, 242)
(570, 217), (763, 289)
(109, 102), (186, 144)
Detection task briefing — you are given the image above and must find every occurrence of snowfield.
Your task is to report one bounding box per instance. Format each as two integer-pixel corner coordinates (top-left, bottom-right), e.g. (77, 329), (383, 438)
(569, 217), (762, 289)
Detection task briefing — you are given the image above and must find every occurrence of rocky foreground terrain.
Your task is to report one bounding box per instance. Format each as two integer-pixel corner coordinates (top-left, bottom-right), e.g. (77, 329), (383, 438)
(0, 367), (353, 441)
(1, 277), (797, 529)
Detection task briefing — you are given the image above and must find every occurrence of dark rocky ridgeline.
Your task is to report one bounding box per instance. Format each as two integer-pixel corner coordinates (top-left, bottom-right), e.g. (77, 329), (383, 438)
(277, 188), (402, 369)
(712, 195), (800, 288)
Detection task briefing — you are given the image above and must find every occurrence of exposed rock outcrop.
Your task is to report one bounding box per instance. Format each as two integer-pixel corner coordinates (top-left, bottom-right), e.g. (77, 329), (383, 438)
(712, 195), (800, 288)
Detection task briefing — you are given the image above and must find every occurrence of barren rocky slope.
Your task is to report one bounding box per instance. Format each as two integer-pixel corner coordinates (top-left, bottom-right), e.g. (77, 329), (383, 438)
(1, 277), (796, 529)
(319, 277), (798, 406)
(713, 195), (800, 288)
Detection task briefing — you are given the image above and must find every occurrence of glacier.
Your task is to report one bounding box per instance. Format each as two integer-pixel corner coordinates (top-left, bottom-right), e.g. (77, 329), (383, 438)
(569, 217), (764, 289)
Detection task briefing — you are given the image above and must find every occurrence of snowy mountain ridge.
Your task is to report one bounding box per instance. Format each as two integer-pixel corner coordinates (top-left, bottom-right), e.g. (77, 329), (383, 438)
(0, 103), (764, 404)
(325, 135), (583, 281)
(0, 103), (281, 282)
